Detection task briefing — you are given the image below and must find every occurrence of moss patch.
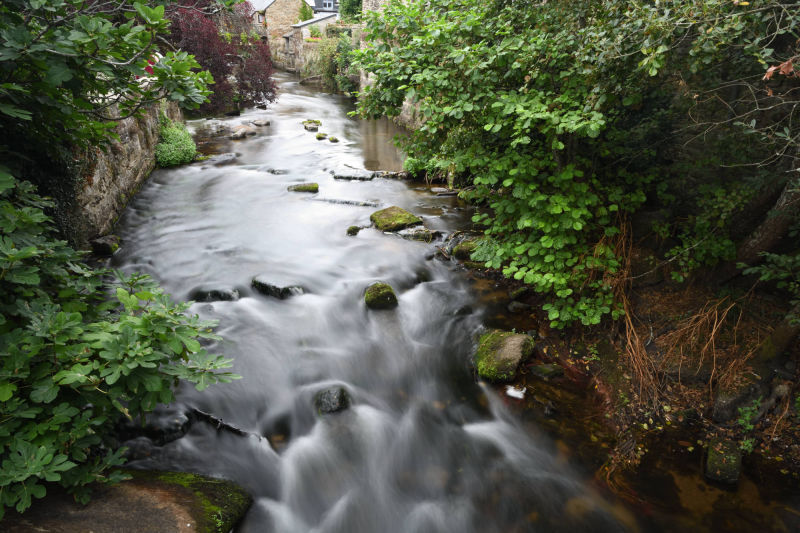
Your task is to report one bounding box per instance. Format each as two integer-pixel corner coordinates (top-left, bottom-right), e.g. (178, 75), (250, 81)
(329, 136), (339, 143)
(370, 206), (422, 232)
(365, 281), (398, 310)
(124, 470), (252, 533)
(316, 132), (328, 140)
(347, 225), (361, 236)
(474, 330), (534, 381)
(288, 182), (319, 193)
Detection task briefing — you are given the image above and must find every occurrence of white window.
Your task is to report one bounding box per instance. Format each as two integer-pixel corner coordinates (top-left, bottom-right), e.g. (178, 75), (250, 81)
(323, 1), (333, 8)
(257, 13), (265, 23)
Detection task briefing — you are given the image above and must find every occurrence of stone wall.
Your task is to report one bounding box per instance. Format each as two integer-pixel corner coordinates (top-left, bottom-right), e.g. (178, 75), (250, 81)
(66, 101), (182, 248)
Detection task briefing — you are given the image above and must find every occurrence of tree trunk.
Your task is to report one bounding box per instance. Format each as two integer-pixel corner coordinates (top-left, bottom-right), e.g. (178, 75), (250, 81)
(735, 177), (800, 266)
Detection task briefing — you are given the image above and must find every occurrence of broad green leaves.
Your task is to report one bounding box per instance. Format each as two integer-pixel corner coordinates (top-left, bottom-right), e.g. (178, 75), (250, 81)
(0, 171), (237, 518)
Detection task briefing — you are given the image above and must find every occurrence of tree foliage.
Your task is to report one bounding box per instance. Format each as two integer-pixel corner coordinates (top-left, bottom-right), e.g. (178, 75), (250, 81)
(298, 2), (314, 22)
(356, 0), (800, 328)
(168, 1), (276, 114)
(339, 0), (361, 21)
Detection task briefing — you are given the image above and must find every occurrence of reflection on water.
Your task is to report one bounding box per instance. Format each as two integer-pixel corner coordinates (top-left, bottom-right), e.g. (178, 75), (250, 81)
(360, 117), (407, 171)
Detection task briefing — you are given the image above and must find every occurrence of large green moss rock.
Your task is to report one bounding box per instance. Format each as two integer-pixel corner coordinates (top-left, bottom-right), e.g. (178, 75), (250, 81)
(370, 206), (422, 232)
(474, 330), (535, 382)
(364, 282), (398, 310)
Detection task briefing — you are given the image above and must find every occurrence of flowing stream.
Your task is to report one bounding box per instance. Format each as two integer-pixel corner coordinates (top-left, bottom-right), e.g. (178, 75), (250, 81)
(109, 72), (758, 532)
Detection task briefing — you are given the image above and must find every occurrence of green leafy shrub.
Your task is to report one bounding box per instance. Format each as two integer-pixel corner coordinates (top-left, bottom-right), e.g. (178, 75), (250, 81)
(0, 168), (237, 518)
(155, 117), (196, 167)
(298, 2), (313, 22)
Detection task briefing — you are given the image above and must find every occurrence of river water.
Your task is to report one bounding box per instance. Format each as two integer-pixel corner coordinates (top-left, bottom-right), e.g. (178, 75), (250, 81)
(112, 73), (798, 532)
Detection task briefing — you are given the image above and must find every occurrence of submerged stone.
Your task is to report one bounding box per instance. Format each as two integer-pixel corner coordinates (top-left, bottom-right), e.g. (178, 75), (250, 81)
(251, 277), (305, 299)
(364, 281), (398, 310)
(474, 330), (535, 382)
(398, 227), (441, 243)
(705, 438), (742, 483)
(288, 182), (319, 193)
(251, 119), (270, 127)
(347, 225), (362, 236)
(370, 206), (422, 232)
(230, 125), (256, 139)
(314, 387), (351, 415)
(530, 363), (564, 380)
(189, 288), (240, 302)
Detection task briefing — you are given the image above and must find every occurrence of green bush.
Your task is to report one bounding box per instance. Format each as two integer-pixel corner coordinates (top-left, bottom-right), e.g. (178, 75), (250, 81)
(298, 2), (313, 22)
(155, 118), (196, 167)
(0, 168), (237, 518)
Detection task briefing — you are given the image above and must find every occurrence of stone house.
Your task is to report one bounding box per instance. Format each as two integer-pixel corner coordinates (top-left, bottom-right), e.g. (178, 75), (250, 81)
(276, 12), (338, 72)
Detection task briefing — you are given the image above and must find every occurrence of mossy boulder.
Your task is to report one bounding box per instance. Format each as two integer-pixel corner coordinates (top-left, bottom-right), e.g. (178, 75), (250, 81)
(370, 206), (422, 232)
(705, 438), (742, 484)
(452, 239), (478, 260)
(1, 469), (252, 533)
(474, 330), (535, 382)
(347, 225), (361, 236)
(329, 136), (339, 143)
(288, 182), (319, 193)
(315, 132), (328, 140)
(302, 119), (321, 132)
(364, 282), (398, 310)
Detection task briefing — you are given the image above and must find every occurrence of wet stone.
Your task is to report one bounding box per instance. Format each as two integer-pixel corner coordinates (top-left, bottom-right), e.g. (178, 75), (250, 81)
(333, 169), (376, 181)
(252, 277), (304, 299)
(314, 387), (351, 414)
(251, 119), (270, 127)
(530, 364), (564, 380)
(91, 235), (120, 257)
(347, 225), (362, 236)
(370, 206), (422, 232)
(365, 281), (398, 310)
(189, 288), (240, 302)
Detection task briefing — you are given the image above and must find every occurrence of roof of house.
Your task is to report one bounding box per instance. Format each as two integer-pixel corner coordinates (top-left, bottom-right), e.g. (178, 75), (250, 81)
(250, 0), (273, 11)
(290, 11), (337, 28)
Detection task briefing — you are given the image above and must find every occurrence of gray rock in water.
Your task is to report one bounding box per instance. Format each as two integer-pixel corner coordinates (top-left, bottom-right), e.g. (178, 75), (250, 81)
(252, 276), (305, 299)
(230, 125), (257, 139)
(332, 169), (376, 181)
(91, 235), (120, 256)
(207, 152), (238, 166)
(251, 119), (270, 127)
(189, 288), (240, 302)
(304, 123), (319, 132)
(314, 387), (351, 414)
(347, 225), (362, 236)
